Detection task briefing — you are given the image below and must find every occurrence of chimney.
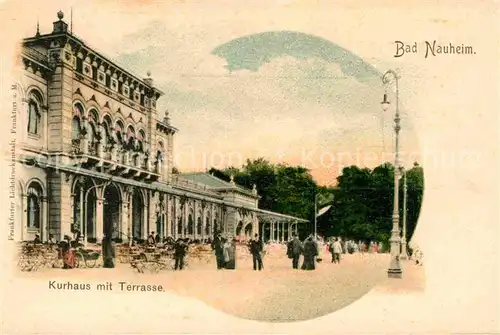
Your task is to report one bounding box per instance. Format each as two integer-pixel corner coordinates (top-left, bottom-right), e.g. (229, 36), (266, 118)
(52, 10), (68, 34)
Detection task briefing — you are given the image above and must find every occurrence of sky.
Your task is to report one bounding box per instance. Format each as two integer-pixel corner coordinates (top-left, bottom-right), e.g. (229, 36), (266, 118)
(11, 1), (423, 185)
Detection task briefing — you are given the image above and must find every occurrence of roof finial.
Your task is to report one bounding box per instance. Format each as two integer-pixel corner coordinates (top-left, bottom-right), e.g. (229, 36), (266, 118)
(35, 17), (40, 37)
(147, 70), (152, 77)
(230, 174), (235, 184)
(164, 109), (170, 125)
(57, 10), (64, 21)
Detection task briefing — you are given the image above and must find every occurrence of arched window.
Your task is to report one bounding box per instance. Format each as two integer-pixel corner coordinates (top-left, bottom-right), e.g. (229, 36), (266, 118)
(205, 217), (210, 235)
(101, 124), (108, 147)
(27, 100), (41, 135)
(73, 103), (84, 117)
(115, 121), (124, 144)
(157, 141), (164, 161)
(127, 126), (135, 149)
(88, 108), (99, 124)
(72, 117), (80, 140)
(138, 130), (146, 152)
(26, 182), (43, 229)
(102, 115), (112, 147)
(87, 122), (96, 144)
(188, 214), (194, 234)
(197, 217), (202, 235)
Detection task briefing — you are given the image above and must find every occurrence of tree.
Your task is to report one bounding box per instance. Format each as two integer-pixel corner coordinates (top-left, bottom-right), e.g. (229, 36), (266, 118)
(323, 162), (424, 247)
(205, 158), (424, 244)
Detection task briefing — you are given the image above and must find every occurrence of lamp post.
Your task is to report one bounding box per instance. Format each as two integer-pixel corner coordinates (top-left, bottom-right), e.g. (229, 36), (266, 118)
(400, 167), (409, 260)
(381, 69), (402, 278)
(83, 179), (112, 247)
(314, 193), (319, 240)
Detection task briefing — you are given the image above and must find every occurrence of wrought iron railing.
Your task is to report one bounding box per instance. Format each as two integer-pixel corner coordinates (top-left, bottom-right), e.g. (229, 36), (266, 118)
(71, 139), (81, 154)
(22, 47), (50, 66)
(88, 142), (97, 156)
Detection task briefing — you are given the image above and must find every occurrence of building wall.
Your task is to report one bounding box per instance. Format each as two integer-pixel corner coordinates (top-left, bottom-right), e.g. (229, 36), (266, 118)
(14, 163), (47, 242)
(14, 24), (289, 244)
(17, 69), (48, 152)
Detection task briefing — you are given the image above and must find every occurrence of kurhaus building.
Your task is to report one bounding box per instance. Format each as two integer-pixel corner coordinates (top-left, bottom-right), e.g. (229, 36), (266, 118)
(14, 11), (307, 244)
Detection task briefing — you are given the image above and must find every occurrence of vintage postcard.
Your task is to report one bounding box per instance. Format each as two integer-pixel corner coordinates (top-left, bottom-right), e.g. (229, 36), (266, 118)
(0, 0), (498, 334)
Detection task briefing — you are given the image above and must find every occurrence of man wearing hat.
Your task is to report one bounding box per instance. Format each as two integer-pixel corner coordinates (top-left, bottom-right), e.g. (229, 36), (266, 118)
(249, 234), (264, 271)
(211, 232), (225, 270)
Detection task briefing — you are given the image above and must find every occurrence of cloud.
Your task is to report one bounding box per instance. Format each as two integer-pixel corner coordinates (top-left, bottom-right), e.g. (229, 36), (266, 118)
(108, 21), (419, 183)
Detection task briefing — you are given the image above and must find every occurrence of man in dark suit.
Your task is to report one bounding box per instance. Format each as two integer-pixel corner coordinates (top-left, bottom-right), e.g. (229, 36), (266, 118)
(249, 234), (264, 271)
(211, 233), (225, 270)
(174, 238), (188, 270)
(288, 233), (303, 269)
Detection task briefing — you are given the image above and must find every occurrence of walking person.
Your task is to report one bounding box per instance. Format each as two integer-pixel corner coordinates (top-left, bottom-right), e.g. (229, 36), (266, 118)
(249, 234), (264, 271)
(301, 235), (318, 270)
(147, 231), (156, 245)
(332, 237), (342, 264)
(174, 238), (188, 270)
(60, 235), (75, 269)
(328, 237), (335, 263)
(224, 238), (237, 270)
(102, 233), (116, 268)
(340, 237), (346, 254)
(288, 233), (303, 269)
(211, 233), (225, 270)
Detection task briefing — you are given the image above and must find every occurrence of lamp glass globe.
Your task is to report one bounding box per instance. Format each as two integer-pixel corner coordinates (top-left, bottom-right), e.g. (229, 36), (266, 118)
(381, 101), (390, 112)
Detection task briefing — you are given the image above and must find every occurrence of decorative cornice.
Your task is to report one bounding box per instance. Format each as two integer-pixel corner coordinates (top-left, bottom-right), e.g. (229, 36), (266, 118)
(156, 119), (178, 135)
(23, 33), (163, 99)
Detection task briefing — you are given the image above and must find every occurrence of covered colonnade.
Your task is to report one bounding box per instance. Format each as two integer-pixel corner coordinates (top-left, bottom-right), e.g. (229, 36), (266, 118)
(256, 209), (308, 243)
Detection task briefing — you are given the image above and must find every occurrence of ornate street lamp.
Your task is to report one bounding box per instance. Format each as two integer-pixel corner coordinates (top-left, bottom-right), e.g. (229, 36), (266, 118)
(381, 69), (402, 279)
(400, 166), (409, 260)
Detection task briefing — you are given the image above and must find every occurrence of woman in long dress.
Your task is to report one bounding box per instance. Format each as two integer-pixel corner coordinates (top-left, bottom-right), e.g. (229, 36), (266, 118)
(60, 235), (75, 269)
(222, 238), (236, 270)
(301, 235), (318, 270)
(225, 238), (237, 270)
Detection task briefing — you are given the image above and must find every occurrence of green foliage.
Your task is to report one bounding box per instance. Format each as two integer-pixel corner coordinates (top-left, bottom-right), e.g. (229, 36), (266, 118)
(208, 158), (424, 243)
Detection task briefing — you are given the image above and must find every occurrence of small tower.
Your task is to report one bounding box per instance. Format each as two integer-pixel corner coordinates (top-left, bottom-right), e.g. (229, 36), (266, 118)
(35, 17), (40, 37)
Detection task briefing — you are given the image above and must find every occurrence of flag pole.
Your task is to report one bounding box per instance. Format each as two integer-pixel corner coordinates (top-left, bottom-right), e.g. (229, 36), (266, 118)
(70, 7), (73, 33)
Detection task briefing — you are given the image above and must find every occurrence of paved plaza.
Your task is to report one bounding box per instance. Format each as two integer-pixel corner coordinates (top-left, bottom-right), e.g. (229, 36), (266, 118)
(16, 245), (425, 322)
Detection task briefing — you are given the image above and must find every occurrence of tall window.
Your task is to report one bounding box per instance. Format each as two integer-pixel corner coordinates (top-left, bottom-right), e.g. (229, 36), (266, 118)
(205, 217), (210, 235)
(101, 123), (109, 147)
(197, 217), (202, 235)
(102, 115), (112, 147)
(27, 100), (40, 135)
(87, 123), (95, 144)
(138, 130), (146, 152)
(157, 141), (164, 161)
(115, 121), (124, 144)
(72, 117), (80, 140)
(27, 182), (43, 229)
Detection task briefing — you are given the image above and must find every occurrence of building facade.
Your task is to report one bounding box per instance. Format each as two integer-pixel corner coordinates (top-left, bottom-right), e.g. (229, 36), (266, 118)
(13, 11), (307, 244)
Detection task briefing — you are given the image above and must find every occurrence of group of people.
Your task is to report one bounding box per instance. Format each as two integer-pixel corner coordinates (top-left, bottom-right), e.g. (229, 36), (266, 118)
(42, 229), (116, 270)
(286, 234), (320, 270)
(211, 234), (238, 270)
(29, 227), (422, 272)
